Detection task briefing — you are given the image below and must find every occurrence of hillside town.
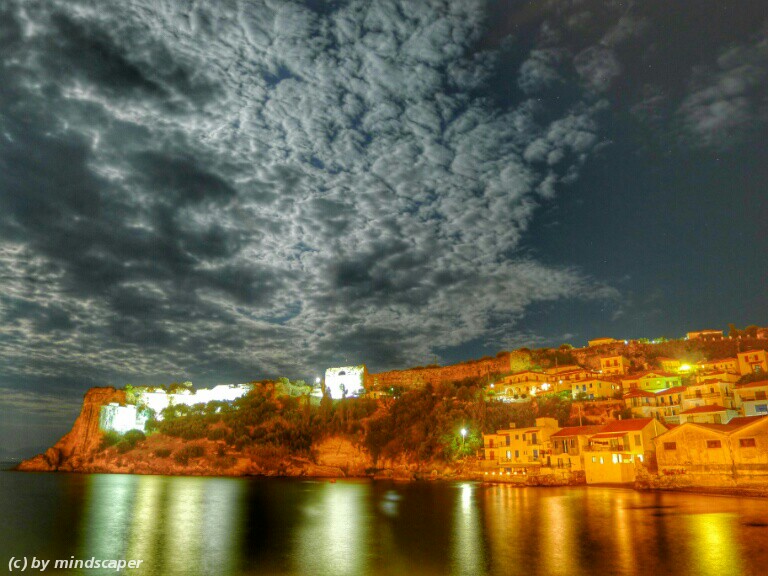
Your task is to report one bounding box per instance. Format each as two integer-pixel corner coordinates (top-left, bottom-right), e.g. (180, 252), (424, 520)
(476, 327), (768, 489)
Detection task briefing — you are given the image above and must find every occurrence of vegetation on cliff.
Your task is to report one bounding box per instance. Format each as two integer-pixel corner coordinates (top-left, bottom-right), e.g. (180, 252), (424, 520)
(97, 380), (574, 470)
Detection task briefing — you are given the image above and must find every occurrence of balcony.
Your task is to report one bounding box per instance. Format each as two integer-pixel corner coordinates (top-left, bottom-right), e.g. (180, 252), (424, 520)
(585, 444), (627, 452)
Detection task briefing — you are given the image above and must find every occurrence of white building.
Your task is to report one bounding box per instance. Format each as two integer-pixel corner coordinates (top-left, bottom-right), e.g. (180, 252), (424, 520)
(324, 366), (367, 399)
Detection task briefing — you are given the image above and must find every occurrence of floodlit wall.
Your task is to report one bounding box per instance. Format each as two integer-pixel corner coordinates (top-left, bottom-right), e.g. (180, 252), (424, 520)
(138, 384), (252, 418)
(99, 403), (148, 434)
(325, 366), (366, 399)
(98, 384), (252, 433)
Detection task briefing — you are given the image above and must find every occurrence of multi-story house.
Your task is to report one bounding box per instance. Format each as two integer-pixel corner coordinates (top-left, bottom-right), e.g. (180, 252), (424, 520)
(481, 418), (561, 473)
(571, 378), (621, 400)
(697, 357), (739, 375)
(621, 371), (681, 392)
(694, 369), (740, 384)
(549, 425), (604, 470)
(682, 378), (738, 411)
(599, 355), (628, 375)
(624, 387), (684, 423)
(495, 370), (548, 400)
(735, 380), (768, 416)
(583, 418), (668, 484)
(737, 350), (768, 376)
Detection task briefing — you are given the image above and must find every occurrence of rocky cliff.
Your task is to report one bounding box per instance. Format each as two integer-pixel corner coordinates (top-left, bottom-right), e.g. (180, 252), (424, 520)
(17, 387), (125, 472)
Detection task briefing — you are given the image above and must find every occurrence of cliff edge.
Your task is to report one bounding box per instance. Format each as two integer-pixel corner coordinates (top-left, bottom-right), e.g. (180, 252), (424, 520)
(17, 387), (125, 472)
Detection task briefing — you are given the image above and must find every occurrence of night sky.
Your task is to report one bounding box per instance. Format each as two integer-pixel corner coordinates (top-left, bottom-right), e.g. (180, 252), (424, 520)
(1, 0), (766, 452)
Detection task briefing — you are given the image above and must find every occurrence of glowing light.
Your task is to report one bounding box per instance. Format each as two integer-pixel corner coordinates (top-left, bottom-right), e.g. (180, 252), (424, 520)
(324, 366), (366, 399)
(680, 364), (691, 372)
(461, 428), (467, 438)
(315, 377), (321, 384)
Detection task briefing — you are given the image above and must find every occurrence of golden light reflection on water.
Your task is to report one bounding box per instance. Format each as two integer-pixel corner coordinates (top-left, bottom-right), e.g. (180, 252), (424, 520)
(611, 492), (637, 576)
(294, 481), (370, 576)
(62, 474), (768, 576)
(539, 495), (574, 576)
(451, 483), (486, 576)
(684, 513), (744, 576)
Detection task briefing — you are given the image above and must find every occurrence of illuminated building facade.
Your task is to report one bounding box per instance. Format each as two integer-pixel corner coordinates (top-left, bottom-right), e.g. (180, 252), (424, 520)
(324, 365), (368, 399)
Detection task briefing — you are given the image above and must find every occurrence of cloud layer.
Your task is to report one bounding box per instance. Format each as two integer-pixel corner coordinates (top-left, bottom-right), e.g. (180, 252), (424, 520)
(0, 0), (626, 395)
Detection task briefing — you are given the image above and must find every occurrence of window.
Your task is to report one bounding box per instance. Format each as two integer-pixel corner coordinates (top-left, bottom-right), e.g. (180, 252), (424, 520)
(612, 454), (619, 464)
(505, 436), (510, 446)
(489, 439), (494, 448)
(664, 442), (677, 450)
(592, 456), (597, 463)
(506, 450), (512, 459)
(756, 391), (767, 401)
(740, 438), (756, 448)
(756, 405), (768, 414)
(599, 457), (605, 464)
(490, 451), (495, 460)
(707, 440), (721, 449)
(634, 434), (642, 445)
(515, 450), (519, 458)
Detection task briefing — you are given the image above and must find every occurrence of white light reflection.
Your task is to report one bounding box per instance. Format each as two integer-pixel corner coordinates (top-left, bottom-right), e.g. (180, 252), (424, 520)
(451, 483), (486, 576)
(294, 482), (370, 576)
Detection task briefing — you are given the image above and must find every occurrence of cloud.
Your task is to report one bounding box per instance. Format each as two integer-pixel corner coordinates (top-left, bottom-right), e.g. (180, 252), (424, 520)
(0, 0), (618, 396)
(677, 36), (768, 149)
(574, 45), (621, 93)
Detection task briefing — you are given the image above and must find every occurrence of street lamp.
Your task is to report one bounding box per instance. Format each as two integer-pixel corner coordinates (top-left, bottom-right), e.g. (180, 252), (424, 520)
(315, 377), (321, 385)
(460, 428), (467, 449)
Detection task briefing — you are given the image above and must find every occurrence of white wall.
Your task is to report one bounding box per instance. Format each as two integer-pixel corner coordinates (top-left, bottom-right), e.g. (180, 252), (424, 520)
(324, 366), (366, 399)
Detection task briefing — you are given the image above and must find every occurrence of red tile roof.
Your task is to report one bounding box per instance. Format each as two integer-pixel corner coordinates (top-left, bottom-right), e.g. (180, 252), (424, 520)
(590, 431), (630, 439)
(550, 425), (604, 438)
(598, 418), (656, 432)
(680, 404), (728, 415)
(656, 386), (686, 395)
(624, 389), (656, 398)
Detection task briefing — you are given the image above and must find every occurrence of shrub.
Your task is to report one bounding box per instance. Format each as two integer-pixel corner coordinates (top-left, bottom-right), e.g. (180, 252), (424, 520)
(100, 431), (121, 450)
(153, 448), (172, 458)
(173, 443), (206, 465)
(116, 441), (133, 454)
(207, 428), (228, 441)
(123, 429), (146, 446)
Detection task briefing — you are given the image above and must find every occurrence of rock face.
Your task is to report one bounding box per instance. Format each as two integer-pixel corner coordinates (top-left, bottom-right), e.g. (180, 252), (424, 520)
(17, 387), (125, 472)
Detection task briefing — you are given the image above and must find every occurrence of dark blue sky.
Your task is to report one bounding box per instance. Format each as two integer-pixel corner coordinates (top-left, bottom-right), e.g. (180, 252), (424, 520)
(0, 0), (766, 451)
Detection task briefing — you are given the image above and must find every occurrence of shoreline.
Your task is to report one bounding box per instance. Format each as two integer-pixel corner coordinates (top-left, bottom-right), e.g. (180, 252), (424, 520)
(11, 466), (768, 498)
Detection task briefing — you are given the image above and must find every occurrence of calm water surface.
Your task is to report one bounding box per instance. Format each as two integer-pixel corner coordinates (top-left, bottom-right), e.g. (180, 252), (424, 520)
(2, 469), (768, 576)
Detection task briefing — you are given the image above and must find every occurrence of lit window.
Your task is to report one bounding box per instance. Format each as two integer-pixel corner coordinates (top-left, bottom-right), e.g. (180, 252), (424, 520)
(592, 456), (597, 463)
(612, 454), (619, 464)
(599, 457), (604, 464)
